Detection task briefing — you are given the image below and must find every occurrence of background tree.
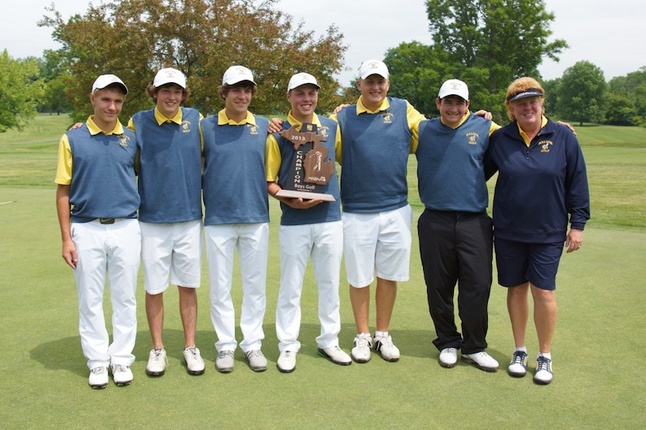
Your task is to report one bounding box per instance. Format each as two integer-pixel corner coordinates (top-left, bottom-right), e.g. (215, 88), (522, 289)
(557, 60), (607, 126)
(384, 0), (566, 119)
(382, 42), (503, 117)
(0, 50), (44, 132)
(619, 67), (646, 126)
(384, 42), (450, 116)
(542, 77), (561, 116)
(426, 0), (567, 82)
(604, 91), (638, 126)
(339, 79), (361, 102)
(39, 0), (347, 120)
(37, 50), (74, 115)
(605, 75), (638, 126)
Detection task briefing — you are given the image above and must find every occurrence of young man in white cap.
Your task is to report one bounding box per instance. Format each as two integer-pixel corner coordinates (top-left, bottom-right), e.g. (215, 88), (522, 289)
(56, 74), (140, 388)
(129, 67), (205, 377)
(201, 65), (270, 373)
(333, 60), (425, 364)
(416, 79), (500, 372)
(266, 72), (351, 373)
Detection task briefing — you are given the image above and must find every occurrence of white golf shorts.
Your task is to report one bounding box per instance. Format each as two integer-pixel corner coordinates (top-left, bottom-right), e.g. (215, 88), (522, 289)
(140, 220), (202, 294)
(342, 205), (412, 287)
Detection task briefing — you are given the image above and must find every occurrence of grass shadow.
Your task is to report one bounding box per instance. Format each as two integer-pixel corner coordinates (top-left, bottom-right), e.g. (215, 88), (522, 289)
(29, 335), (87, 378)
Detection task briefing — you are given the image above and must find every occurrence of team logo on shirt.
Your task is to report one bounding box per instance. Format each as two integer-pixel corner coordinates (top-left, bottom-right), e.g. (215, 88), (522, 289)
(538, 140), (553, 153)
(181, 120), (191, 133)
(466, 132), (479, 145)
(248, 125), (258, 135)
(118, 134), (130, 147)
(381, 112), (393, 124)
(318, 126), (329, 140)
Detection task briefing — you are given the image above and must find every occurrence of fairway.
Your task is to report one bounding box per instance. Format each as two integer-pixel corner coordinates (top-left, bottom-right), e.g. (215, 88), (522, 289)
(0, 116), (644, 429)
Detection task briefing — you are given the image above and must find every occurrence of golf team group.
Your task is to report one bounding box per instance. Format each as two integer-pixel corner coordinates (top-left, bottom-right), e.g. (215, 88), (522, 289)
(55, 60), (590, 389)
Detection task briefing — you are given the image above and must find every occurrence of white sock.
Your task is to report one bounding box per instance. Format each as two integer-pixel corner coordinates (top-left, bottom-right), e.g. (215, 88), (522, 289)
(375, 330), (388, 338)
(539, 352), (552, 360)
(515, 346), (528, 353)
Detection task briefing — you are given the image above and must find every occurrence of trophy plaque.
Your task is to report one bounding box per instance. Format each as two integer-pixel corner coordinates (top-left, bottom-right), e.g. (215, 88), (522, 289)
(276, 123), (336, 202)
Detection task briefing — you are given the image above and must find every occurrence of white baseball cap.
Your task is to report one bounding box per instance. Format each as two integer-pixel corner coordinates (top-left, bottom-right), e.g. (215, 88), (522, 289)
(438, 79), (469, 100)
(222, 65), (256, 85)
(359, 60), (389, 80)
(287, 72), (320, 91)
(153, 68), (187, 89)
(92, 74), (128, 94)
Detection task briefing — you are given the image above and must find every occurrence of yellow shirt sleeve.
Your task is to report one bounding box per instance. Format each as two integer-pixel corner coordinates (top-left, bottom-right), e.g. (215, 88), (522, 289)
(407, 102), (425, 153)
(54, 134), (72, 185)
(334, 126), (342, 164)
(265, 134), (281, 182)
(126, 117), (141, 172)
(327, 113), (344, 163)
(489, 121), (501, 136)
(198, 119), (205, 154)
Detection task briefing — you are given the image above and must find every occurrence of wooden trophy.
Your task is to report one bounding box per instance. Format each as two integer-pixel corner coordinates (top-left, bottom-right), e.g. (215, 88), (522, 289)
(276, 123), (336, 201)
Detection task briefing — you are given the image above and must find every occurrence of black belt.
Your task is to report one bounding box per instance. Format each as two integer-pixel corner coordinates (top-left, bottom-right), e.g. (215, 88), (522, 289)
(99, 218), (115, 224)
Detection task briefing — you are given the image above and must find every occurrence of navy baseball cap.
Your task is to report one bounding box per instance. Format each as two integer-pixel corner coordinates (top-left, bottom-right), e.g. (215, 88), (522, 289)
(508, 88), (543, 102)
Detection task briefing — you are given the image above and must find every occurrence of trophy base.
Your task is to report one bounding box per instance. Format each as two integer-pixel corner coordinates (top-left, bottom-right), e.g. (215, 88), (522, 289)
(276, 189), (336, 202)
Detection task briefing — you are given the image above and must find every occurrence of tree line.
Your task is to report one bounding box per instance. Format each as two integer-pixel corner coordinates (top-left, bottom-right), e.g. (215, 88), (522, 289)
(1, 0), (644, 131)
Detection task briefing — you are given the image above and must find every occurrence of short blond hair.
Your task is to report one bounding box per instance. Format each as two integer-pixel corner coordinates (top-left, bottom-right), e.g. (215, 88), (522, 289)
(504, 77), (545, 120)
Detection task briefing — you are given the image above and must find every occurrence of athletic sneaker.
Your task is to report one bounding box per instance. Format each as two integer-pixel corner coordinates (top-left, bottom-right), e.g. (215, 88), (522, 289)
(88, 366), (108, 389)
(508, 351), (529, 377)
(110, 364), (133, 386)
(462, 351), (499, 372)
(145, 349), (168, 377)
(439, 347), (458, 368)
(374, 334), (400, 362)
(277, 351), (297, 373)
(216, 350), (235, 373)
(244, 349), (268, 372)
(534, 356), (554, 385)
(183, 347), (205, 375)
(351, 333), (372, 363)
(318, 346), (352, 366)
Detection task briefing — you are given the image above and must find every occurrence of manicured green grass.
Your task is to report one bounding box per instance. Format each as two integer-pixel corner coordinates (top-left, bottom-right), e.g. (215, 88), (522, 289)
(0, 114), (68, 188)
(562, 122), (646, 147)
(0, 113), (76, 144)
(568, 123), (646, 228)
(1, 115), (645, 428)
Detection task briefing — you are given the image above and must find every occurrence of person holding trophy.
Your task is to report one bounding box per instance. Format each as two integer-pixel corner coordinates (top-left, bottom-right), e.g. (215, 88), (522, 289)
(266, 72), (352, 373)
